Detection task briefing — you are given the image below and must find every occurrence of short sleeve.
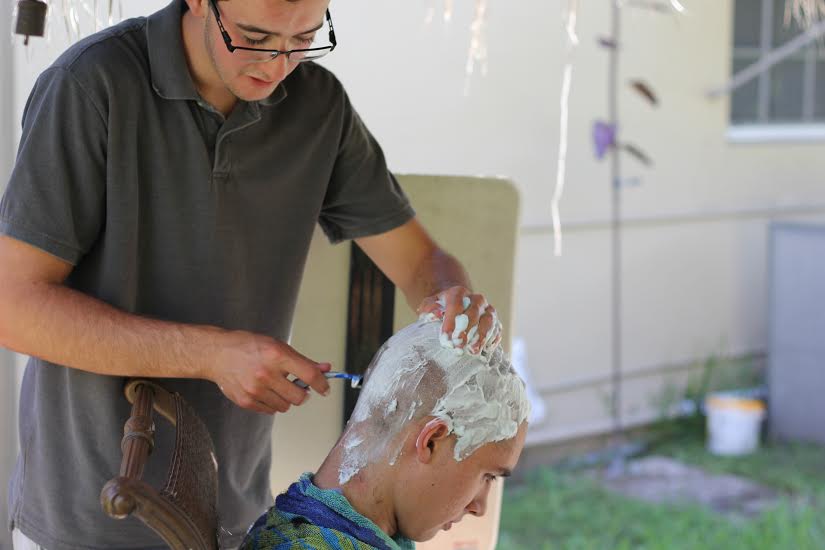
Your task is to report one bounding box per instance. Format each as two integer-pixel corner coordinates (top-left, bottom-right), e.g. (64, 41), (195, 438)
(318, 90), (415, 244)
(0, 67), (107, 264)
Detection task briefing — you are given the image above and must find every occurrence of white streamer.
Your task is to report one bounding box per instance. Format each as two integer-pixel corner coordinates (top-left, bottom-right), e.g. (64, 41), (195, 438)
(463, 0), (488, 96)
(551, 0), (579, 256)
(785, 0), (825, 29)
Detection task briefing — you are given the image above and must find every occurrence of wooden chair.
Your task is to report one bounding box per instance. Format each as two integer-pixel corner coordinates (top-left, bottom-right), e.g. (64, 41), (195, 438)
(100, 379), (219, 550)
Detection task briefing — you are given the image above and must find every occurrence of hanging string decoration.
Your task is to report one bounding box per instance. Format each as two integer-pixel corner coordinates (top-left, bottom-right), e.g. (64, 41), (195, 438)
(463, 0), (489, 95)
(785, 0), (825, 29)
(425, 0), (489, 95)
(13, 0), (124, 46)
(550, 0), (580, 256)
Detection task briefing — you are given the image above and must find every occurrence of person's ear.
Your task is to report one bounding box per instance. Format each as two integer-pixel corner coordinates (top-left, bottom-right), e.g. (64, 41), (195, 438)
(414, 418), (452, 464)
(185, 0), (210, 18)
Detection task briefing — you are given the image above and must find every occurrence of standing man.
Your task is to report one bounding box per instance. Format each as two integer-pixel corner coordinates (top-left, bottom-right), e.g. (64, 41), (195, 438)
(0, 0), (500, 548)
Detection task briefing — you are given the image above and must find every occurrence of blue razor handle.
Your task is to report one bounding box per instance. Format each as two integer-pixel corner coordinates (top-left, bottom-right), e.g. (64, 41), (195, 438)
(293, 371), (363, 390)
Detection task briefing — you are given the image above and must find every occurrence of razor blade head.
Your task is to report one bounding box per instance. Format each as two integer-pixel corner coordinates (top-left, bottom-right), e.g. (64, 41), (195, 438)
(294, 372), (364, 390)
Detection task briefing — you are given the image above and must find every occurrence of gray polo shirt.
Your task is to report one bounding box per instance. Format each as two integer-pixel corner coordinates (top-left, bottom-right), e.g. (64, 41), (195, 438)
(1, 1), (414, 548)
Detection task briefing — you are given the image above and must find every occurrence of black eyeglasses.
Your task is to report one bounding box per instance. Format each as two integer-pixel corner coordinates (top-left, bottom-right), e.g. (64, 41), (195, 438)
(208, 0), (337, 64)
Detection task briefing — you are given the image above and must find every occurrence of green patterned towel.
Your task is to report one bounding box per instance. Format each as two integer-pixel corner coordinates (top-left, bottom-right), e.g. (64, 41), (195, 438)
(240, 473), (415, 550)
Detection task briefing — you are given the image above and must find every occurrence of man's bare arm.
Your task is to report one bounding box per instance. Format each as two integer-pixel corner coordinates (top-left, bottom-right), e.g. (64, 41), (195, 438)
(355, 218), (500, 353)
(0, 235), (330, 413)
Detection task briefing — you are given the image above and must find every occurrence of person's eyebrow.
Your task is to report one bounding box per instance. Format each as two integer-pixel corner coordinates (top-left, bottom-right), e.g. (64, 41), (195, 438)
(236, 21), (324, 38)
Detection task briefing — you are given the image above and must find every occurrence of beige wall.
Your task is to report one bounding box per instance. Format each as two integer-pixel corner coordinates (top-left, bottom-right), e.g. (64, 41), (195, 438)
(505, 2), (825, 444)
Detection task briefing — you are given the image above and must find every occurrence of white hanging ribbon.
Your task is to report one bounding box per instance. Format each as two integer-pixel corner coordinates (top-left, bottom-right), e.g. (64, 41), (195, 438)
(551, 0), (579, 256)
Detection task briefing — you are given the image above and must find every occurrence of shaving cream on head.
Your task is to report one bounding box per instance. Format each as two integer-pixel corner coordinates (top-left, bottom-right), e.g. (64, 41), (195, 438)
(338, 319), (530, 484)
(425, 295), (502, 354)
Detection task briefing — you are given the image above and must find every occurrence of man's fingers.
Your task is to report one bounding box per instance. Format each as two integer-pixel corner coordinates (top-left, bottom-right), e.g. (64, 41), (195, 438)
(418, 304), (438, 314)
(236, 393), (277, 415)
(285, 350), (331, 396)
(248, 361), (308, 404)
(249, 388), (293, 413)
(448, 293), (489, 349)
(418, 301), (445, 322)
(420, 288), (498, 352)
(473, 311), (494, 353)
(441, 287), (469, 338)
(273, 377), (312, 406)
(472, 305), (499, 353)
(263, 390), (295, 413)
(234, 381), (307, 414)
(416, 296), (440, 315)
(463, 293), (487, 333)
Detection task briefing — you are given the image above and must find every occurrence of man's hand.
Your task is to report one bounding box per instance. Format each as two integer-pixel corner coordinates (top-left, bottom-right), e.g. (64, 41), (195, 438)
(417, 286), (502, 355)
(205, 331), (332, 414)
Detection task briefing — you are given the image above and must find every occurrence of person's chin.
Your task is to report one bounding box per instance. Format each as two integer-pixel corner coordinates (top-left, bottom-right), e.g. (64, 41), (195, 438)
(414, 526), (445, 543)
(425, 521), (456, 539)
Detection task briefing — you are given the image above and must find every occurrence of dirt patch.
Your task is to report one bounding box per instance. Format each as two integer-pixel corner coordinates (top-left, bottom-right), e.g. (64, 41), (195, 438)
(599, 456), (780, 519)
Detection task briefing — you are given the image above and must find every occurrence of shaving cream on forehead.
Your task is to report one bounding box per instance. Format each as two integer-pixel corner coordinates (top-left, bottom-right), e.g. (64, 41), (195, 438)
(338, 319), (530, 484)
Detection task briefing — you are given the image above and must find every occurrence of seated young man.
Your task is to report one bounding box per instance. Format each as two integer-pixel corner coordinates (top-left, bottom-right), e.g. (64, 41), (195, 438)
(240, 318), (530, 550)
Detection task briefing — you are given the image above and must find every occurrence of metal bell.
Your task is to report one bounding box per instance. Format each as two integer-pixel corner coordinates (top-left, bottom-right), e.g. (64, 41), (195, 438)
(15, 0), (48, 45)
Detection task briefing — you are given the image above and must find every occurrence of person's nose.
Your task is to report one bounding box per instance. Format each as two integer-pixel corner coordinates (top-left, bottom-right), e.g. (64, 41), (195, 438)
(466, 483), (491, 517)
(262, 55), (292, 83)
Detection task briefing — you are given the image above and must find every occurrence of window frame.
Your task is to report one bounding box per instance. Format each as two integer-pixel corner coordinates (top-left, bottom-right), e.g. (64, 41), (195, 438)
(729, 0), (825, 141)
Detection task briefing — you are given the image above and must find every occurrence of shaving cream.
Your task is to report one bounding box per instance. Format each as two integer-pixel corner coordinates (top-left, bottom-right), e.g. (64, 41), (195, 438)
(338, 319), (530, 484)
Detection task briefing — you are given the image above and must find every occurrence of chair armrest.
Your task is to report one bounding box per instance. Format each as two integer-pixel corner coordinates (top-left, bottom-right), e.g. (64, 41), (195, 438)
(120, 381), (156, 479)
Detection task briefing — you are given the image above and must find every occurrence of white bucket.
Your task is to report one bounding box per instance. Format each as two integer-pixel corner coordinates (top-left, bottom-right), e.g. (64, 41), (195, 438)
(705, 394), (766, 456)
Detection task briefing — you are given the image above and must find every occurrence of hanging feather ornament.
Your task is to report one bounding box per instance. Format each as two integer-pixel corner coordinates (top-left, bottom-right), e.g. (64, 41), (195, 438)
(425, 0), (487, 95)
(463, 0), (489, 95)
(785, 0), (825, 29)
(629, 80), (659, 106)
(425, 0), (453, 25)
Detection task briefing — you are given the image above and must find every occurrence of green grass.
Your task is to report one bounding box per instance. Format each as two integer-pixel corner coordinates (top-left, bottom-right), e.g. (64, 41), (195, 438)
(499, 435), (825, 549)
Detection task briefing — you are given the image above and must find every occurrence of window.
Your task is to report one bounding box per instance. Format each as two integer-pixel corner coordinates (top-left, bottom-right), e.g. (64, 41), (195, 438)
(731, 0), (825, 126)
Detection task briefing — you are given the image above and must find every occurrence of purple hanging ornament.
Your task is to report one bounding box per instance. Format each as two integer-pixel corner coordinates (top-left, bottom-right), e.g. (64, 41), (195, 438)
(593, 121), (616, 160)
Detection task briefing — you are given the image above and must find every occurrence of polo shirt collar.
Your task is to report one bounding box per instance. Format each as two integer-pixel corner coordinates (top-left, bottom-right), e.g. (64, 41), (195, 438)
(146, 0), (287, 106)
(146, 0), (199, 101)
